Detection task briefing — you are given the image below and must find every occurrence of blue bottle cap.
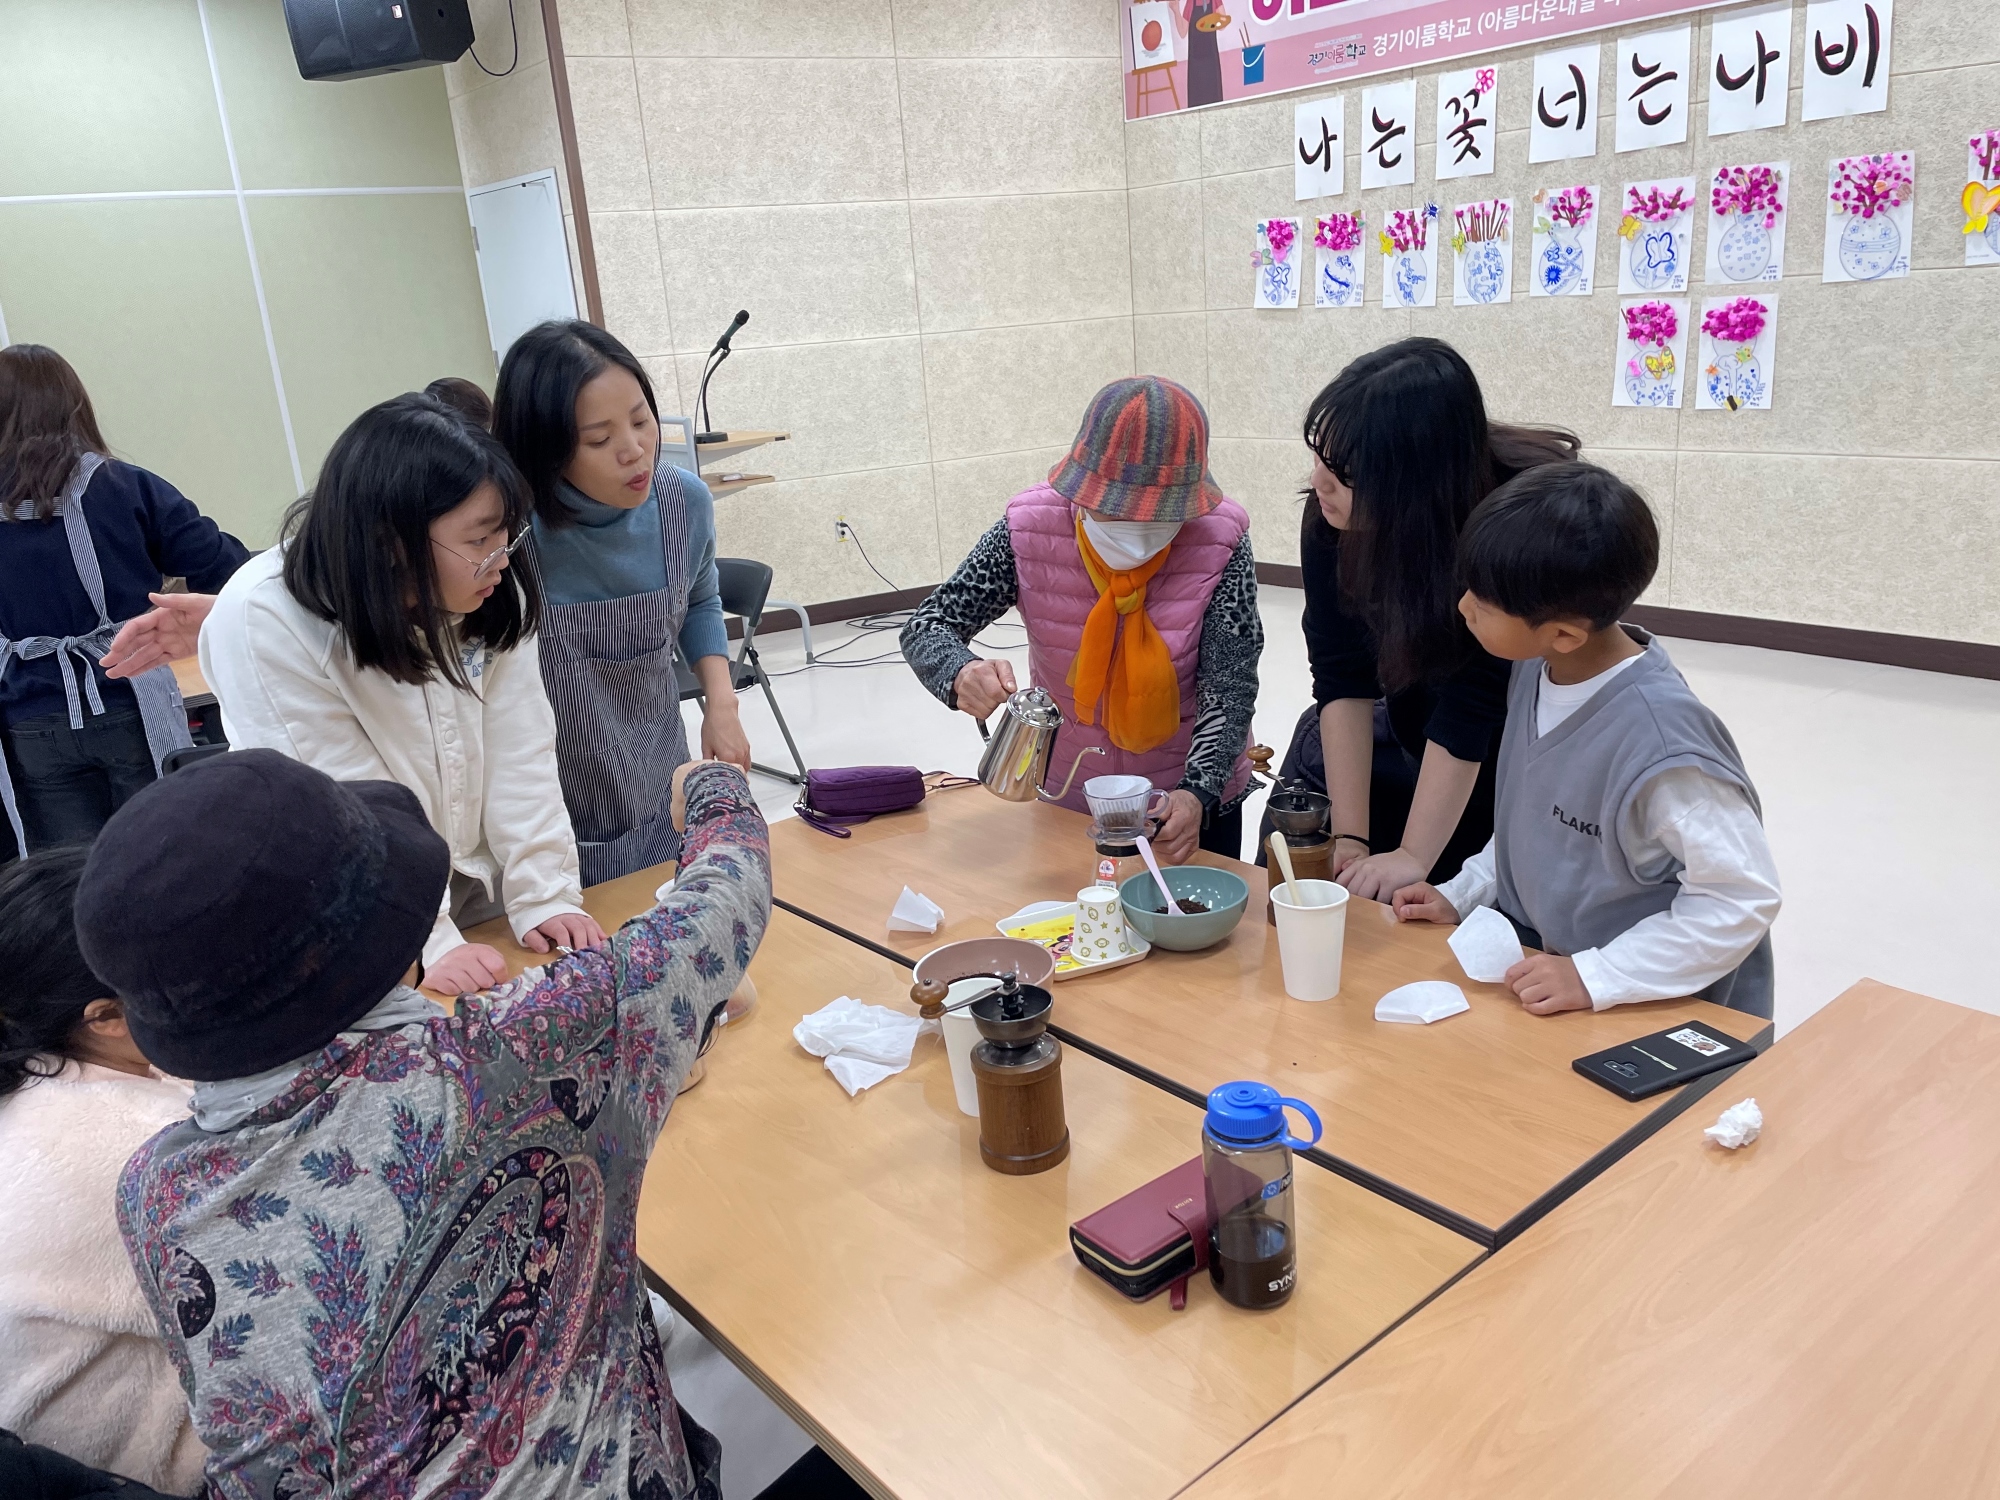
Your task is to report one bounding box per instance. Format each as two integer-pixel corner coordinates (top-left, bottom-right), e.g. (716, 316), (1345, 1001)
(1204, 1081), (1323, 1150)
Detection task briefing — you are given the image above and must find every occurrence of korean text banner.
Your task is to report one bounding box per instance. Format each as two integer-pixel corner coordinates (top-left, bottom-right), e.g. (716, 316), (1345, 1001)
(1125, 0), (1724, 120)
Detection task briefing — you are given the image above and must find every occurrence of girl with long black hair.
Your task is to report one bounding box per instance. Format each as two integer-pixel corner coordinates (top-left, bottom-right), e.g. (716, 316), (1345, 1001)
(1283, 337), (1579, 899)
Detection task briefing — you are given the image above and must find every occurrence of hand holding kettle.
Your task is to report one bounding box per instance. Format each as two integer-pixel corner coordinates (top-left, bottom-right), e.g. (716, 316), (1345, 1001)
(952, 658), (1017, 720)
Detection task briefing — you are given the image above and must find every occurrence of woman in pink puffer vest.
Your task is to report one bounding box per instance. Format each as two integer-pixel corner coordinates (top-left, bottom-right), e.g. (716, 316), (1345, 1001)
(900, 377), (1261, 862)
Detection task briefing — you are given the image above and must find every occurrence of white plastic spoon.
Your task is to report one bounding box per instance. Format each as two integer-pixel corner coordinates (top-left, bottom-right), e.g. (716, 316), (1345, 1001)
(1268, 830), (1306, 908)
(1134, 834), (1185, 917)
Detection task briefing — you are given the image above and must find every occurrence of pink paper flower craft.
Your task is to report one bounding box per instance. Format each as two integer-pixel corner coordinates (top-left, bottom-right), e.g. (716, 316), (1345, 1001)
(1830, 153), (1914, 218)
(1315, 212), (1364, 252)
(1452, 200), (1510, 245)
(1626, 184), (1692, 224)
(1971, 130), (2000, 181)
(1261, 218), (1297, 262)
(1474, 67), (1496, 95)
(1701, 297), (1768, 346)
(1543, 185), (1594, 229)
(1380, 205), (1436, 254)
(1712, 165), (1784, 229)
(1623, 301), (1678, 348)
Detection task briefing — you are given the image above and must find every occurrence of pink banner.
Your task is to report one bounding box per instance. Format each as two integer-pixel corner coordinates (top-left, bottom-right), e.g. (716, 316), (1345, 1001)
(1123, 0), (1721, 120)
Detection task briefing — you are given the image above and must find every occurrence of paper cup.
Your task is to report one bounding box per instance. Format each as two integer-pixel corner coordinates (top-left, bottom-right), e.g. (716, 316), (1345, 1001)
(1270, 879), (1350, 1002)
(940, 978), (988, 1117)
(1073, 885), (1138, 965)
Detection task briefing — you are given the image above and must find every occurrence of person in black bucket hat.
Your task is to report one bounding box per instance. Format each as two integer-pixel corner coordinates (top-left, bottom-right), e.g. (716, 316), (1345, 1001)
(76, 749), (771, 1500)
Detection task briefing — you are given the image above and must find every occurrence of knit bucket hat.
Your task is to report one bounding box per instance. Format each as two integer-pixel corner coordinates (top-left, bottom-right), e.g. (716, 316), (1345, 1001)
(75, 749), (452, 1082)
(1046, 376), (1225, 522)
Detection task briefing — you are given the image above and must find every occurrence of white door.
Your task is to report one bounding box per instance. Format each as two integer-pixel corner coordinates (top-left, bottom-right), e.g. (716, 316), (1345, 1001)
(466, 169), (577, 369)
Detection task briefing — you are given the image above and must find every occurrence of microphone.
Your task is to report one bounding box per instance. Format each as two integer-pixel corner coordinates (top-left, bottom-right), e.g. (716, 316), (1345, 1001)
(695, 310), (750, 443)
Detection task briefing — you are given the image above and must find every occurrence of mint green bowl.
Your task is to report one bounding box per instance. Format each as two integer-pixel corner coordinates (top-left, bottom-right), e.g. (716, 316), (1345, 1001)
(1119, 867), (1250, 952)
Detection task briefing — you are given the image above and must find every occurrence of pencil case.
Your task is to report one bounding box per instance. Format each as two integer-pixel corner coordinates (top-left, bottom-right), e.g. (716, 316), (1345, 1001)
(1069, 1157), (1210, 1310)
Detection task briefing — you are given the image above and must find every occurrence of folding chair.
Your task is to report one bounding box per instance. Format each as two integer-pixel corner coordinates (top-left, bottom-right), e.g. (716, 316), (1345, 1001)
(676, 557), (809, 785)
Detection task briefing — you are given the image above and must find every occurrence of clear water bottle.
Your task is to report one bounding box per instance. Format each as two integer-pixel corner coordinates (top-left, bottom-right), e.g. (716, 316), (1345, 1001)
(1202, 1081), (1323, 1310)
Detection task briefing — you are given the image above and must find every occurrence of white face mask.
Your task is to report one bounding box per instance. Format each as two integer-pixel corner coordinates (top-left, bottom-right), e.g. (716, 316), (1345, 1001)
(1080, 513), (1183, 570)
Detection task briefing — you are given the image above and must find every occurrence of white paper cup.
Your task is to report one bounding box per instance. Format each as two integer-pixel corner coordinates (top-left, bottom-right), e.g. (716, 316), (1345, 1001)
(1270, 879), (1351, 1002)
(940, 978), (988, 1117)
(1073, 885), (1138, 965)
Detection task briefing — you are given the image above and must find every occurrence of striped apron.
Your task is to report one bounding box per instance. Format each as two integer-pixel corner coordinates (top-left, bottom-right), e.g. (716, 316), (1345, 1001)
(537, 467), (695, 886)
(0, 453), (192, 856)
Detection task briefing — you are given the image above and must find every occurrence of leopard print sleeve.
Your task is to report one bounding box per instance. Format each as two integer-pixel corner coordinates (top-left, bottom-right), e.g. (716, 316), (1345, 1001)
(1180, 534), (1263, 810)
(900, 520), (1019, 708)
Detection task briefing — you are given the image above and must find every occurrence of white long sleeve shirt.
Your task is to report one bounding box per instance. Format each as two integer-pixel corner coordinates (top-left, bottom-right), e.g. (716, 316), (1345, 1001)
(200, 548), (587, 967)
(1436, 656), (1781, 1007)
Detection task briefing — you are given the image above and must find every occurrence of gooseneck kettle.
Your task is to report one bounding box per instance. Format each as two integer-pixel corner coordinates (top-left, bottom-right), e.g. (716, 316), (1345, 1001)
(976, 687), (1104, 804)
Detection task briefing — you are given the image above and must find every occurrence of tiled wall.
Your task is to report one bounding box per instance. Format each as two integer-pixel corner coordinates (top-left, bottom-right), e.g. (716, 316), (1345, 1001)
(452, 1), (2000, 645)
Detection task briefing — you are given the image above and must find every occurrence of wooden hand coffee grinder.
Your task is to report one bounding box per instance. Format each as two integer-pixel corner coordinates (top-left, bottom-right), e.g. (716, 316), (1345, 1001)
(913, 973), (1068, 1174)
(1250, 747), (1335, 925)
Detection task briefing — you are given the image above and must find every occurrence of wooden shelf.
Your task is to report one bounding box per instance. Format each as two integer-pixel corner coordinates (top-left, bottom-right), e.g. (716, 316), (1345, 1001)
(692, 430), (787, 463)
(706, 472), (776, 497)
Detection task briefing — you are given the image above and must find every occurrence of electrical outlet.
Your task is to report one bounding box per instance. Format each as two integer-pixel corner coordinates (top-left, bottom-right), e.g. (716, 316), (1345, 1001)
(834, 516), (849, 541)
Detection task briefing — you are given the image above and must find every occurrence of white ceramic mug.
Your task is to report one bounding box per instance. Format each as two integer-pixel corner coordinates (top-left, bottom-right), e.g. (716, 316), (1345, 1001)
(1073, 884), (1138, 965)
(939, 977), (989, 1117)
(1270, 879), (1351, 1001)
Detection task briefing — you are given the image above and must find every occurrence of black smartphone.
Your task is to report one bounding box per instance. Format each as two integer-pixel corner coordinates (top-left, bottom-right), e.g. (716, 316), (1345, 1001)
(1573, 1021), (1758, 1101)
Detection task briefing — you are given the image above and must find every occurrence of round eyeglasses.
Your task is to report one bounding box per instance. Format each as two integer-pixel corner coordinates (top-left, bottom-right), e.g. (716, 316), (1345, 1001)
(433, 526), (531, 580)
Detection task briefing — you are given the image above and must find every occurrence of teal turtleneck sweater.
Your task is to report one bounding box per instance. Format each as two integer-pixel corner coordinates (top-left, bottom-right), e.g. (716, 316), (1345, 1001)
(530, 462), (729, 662)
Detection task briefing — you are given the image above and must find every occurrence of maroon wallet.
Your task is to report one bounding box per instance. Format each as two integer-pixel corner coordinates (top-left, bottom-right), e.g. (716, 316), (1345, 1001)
(1068, 1157), (1211, 1310)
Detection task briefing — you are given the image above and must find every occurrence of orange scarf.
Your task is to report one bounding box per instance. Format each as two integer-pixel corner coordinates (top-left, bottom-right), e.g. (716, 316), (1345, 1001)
(1067, 515), (1181, 753)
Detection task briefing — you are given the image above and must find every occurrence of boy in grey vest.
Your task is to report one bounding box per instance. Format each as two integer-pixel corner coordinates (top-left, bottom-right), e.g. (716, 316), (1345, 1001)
(1391, 462), (1779, 1018)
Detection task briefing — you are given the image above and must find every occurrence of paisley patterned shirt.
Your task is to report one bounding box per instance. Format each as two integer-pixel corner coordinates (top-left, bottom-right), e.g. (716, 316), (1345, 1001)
(116, 764), (769, 1500)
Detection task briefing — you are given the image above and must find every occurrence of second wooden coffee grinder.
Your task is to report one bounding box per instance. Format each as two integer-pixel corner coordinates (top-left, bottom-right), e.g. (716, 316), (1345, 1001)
(915, 971), (1068, 1174)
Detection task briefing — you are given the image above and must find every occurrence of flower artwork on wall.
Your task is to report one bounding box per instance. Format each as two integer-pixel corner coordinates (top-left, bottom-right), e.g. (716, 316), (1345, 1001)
(1962, 130), (2000, 267)
(1706, 163), (1788, 284)
(1253, 218), (1301, 308)
(1380, 204), (1440, 309)
(1315, 212), (1367, 308)
(1696, 295), (1778, 412)
(1617, 178), (1695, 294)
(1530, 184), (1598, 297)
(1451, 199), (1514, 306)
(1613, 298), (1688, 408)
(1824, 152), (1913, 283)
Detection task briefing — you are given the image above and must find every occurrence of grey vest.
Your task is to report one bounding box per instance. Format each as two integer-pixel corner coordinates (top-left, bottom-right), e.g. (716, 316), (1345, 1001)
(1492, 631), (1773, 1018)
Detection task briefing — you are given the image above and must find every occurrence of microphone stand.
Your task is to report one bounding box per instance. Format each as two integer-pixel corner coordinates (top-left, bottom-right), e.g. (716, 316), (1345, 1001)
(695, 344), (732, 444)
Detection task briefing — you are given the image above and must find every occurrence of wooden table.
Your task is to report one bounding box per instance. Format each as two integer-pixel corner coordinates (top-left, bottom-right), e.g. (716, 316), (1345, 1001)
(636, 907), (1480, 1500)
(1180, 980), (2000, 1499)
(170, 654), (213, 707)
(769, 789), (1772, 1246)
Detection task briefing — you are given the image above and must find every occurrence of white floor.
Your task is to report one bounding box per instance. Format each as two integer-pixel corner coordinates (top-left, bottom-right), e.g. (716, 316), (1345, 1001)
(694, 587), (2000, 1038)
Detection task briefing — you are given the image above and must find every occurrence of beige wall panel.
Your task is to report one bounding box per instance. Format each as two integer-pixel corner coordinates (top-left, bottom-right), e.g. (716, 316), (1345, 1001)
(448, 0), (549, 98)
(0, 197), (295, 543)
(930, 446), (1070, 566)
(634, 58), (906, 208)
(450, 62), (565, 195)
(910, 191), (1133, 333)
(1126, 111), (1203, 188)
(592, 210), (676, 358)
(1200, 92), (1302, 179)
(624, 0), (895, 59)
(552, 0), (633, 58)
(1673, 452), (2000, 643)
(1207, 437), (1311, 568)
(1129, 181), (1207, 314)
(898, 59), (1127, 199)
(209, 0), (464, 189)
(1582, 446), (1679, 606)
(568, 56), (654, 211)
(716, 464), (942, 601)
(921, 316), (1135, 463)
(655, 202), (919, 353)
(1132, 312), (1209, 405)
(1204, 305), (1412, 442)
(670, 337), (931, 479)
(890, 1), (1119, 59)
(1198, 165), (1294, 310)
(0, 0), (229, 196)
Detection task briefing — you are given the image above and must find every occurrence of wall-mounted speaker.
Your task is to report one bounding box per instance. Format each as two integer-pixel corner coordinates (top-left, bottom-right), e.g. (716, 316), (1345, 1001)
(283, 0), (474, 81)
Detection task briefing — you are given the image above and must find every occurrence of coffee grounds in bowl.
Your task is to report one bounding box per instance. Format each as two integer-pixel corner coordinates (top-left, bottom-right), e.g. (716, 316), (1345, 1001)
(1151, 899), (1211, 915)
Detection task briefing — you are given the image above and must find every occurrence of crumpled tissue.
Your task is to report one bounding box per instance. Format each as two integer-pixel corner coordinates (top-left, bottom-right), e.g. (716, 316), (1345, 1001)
(1375, 980), (1471, 1025)
(1448, 905), (1526, 983)
(1704, 1097), (1763, 1149)
(793, 996), (934, 1096)
(887, 886), (945, 934)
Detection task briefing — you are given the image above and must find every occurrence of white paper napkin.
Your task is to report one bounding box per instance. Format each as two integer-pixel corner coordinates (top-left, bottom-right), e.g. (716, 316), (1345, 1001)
(887, 886), (944, 934)
(1448, 905), (1526, 983)
(1375, 980), (1471, 1025)
(793, 996), (932, 1096)
(1704, 1097), (1763, 1149)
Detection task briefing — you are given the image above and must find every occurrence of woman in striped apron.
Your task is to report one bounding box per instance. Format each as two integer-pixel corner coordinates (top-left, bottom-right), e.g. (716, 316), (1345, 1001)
(495, 321), (751, 886)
